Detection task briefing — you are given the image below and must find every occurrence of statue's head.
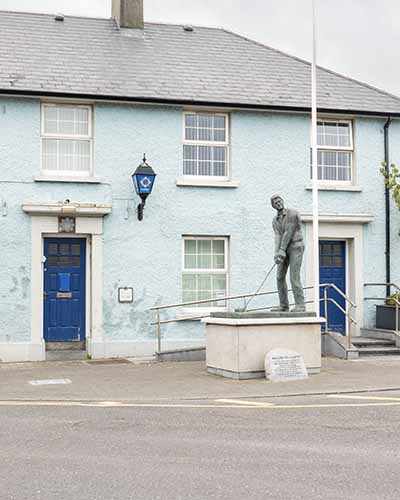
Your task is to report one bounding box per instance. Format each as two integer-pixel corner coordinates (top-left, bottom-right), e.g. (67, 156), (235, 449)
(271, 194), (284, 211)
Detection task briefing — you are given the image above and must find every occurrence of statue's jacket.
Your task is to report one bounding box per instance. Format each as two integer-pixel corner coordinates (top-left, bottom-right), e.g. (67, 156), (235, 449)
(272, 209), (304, 255)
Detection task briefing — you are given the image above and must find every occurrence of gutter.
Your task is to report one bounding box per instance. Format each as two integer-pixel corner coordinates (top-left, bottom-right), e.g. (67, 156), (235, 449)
(384, 117), (393, 297)
(1, 88), (400, 118)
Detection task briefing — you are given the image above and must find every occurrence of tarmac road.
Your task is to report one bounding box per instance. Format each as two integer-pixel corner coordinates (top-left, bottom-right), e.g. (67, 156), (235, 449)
(1, 391), (400, 500)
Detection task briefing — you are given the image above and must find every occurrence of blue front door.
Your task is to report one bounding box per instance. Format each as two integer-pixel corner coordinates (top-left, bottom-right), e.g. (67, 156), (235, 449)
(319, 240), (346, 334)
(43, 238), (86, 342)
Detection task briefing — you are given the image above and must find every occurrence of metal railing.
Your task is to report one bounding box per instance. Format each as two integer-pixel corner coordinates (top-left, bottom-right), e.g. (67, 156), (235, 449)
(364, 282), (400, 334)
(150, 283), (357, 354)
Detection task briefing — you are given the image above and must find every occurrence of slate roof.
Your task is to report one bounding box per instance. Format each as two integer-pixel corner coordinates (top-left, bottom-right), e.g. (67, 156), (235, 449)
(1, 10), (400, 115)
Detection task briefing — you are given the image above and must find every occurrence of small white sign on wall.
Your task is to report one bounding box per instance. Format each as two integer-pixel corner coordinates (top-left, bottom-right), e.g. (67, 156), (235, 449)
(118, 287), (133, 303)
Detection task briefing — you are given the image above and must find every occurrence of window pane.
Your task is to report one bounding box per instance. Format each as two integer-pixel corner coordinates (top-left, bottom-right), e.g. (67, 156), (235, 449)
(183, 274), (197, 291)
(44, 106), (89, 136)
(44, 106), (58, 134)
(184, 254), (196, 269)
(49, 243), (58, 255)
(198, 255), (212, 269)
(71, 244), (81, 255)
(198, 146), (212, 176)
(42, 139), (58, 171)
(317, 150), (351, 182)
(183, 291), (197, 303)
(213, 275), (226, 292)
(184, 240), (196, 254)
(198, 274), (212, 290)
(317, 121), (350, 148)
(213, 240), (225, 254)
(60, 243), (69, 255)
(183, 145), (198, 175)
(213, 255), (225, 269)
(198, 240), (212, 254)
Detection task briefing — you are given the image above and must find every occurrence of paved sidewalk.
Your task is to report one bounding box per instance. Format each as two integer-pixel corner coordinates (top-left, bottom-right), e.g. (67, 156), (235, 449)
(1, 356), (400, 402)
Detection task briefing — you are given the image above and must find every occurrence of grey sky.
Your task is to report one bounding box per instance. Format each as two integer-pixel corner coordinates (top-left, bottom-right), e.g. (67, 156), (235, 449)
(1, 0), (399, 98)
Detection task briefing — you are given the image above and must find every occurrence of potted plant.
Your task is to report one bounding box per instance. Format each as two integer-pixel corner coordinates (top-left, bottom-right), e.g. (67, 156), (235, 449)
(376, 293), (400, 330)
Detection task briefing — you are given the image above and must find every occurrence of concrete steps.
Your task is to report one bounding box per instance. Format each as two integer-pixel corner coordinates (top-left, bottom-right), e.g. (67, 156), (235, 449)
(352, 335), (400, 357)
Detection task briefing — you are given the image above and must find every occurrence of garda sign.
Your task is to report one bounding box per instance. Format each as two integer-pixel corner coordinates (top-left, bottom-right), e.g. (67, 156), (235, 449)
(137, 174), (154, 194)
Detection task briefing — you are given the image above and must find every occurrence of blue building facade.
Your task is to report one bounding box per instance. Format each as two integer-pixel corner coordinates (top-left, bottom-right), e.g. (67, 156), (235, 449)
(1, 7), (400, 361)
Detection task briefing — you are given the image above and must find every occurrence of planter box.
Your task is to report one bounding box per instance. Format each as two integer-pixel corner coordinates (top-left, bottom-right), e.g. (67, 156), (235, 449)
(376, 305), (400, 331)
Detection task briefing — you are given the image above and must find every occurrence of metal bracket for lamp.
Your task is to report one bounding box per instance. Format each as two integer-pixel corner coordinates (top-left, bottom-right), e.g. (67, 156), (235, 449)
(137, 197), (147, 221)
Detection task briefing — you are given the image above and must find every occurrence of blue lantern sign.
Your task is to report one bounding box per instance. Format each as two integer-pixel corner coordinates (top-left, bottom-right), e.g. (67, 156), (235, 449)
(132, 154), (157, 220)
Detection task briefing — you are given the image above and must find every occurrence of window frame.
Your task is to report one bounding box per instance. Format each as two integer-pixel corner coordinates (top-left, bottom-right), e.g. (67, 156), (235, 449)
(181, 236), (229, 312)
(182, 111), (230, 180)
(40, 102), (94, 177)
(315, 118), (354, 185)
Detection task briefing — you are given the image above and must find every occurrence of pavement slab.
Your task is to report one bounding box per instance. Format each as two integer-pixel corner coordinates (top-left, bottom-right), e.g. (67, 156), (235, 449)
(2, 356), (400, 402)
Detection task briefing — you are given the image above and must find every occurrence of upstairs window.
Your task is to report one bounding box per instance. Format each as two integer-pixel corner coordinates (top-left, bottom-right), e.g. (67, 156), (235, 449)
(183, 112), (229, 178)
(41, 104), (92, 176)
(314, 120), (353, 183)
(182, 237), (228, 308)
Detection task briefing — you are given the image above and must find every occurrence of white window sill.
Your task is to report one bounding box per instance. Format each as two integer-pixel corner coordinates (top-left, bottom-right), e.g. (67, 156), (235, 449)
(34, 175), (104, 184)
(176, 177), (239, 188)
(305, 184), (362, 192)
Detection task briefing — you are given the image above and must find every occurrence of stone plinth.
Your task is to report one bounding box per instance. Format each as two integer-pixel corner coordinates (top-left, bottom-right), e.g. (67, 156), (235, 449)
(203, 312), (325, 380)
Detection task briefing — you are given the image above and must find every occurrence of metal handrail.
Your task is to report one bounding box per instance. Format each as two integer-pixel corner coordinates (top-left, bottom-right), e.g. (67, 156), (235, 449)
(320, 282), (357, 309)
(152, 283), (357, 354)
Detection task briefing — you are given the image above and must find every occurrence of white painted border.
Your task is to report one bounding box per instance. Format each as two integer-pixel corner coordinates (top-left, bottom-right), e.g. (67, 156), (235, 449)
(27, 215), (105, 362)
(304, 220), (364, 336)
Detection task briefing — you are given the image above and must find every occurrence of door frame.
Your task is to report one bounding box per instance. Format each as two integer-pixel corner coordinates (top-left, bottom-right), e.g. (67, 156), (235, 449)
(26, 213), (105, 361)
(43, 234), (90, 344)
(303, 220), (364, 337)
(319, 238), (349, 335)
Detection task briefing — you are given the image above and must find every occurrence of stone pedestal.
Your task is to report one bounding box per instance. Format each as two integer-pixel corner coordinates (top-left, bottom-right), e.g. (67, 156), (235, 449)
(203, 312), (325, 380)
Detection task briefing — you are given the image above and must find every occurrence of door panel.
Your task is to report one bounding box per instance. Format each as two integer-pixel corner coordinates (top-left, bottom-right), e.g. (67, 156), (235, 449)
(43, 238), (86, 342)
(319, 240), (346, 334)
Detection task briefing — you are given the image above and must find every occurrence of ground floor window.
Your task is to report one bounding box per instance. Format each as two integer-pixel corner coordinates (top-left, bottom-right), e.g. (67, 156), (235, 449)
(182, 236), (228, 307)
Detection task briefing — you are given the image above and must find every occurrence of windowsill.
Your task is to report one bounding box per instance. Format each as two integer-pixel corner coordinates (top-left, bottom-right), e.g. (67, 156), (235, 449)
(34, 174), (104, 184)
(176, 177), (239, 188)
(305, 184), (362, 192)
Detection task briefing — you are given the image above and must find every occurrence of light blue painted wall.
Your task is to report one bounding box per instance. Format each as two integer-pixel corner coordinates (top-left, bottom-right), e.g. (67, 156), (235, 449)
(1, 96), (400, 345)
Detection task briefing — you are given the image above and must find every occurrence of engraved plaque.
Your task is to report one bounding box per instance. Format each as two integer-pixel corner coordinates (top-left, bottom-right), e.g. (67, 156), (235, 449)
(265, 348), (308, 382)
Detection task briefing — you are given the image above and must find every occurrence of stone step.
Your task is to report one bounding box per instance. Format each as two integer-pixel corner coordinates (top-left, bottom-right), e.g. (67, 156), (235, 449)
(357, 346), (400, 357)
(351, 336), (395, 347)
(46, 350), (87, 361)
(46, 341), (86, 351)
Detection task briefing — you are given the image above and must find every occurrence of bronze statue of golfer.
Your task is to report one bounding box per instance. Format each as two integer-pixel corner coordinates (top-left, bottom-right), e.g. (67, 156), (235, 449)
(271, 195), (305, 312)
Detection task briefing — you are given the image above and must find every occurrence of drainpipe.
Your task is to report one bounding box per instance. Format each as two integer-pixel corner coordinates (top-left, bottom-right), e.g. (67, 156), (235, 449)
(384, 117), (392, 297)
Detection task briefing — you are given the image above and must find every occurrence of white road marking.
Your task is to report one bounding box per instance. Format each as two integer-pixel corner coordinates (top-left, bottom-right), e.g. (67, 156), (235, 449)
(0, 399), (400, 409)
(29, 379), (72, 386)
(216, 399), (275, 407)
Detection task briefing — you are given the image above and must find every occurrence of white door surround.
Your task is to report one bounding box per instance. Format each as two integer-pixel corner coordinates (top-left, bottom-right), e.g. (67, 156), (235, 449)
(19, 202), (111, 361)
(302, 213), (373, 337)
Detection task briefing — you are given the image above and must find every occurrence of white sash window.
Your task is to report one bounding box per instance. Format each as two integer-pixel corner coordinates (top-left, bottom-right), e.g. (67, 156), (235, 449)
(183, 112), (229, 178)
(41, 104), (93, 176)
(314, 120), (353, 183)
(182, 237), (228, 309)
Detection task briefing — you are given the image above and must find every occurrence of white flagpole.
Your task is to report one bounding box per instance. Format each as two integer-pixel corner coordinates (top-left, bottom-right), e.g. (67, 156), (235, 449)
(311, 0), (320, 313)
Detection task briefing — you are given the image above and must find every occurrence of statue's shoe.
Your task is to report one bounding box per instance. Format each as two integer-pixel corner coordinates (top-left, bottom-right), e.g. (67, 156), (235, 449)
(291, 305), (306, 313)
(270, 306), (289, 312)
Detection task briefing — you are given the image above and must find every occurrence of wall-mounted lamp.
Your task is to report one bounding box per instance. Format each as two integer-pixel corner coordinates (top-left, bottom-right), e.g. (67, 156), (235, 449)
(131, 154), (157, 221)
